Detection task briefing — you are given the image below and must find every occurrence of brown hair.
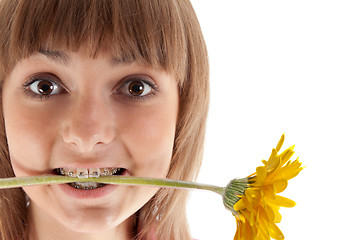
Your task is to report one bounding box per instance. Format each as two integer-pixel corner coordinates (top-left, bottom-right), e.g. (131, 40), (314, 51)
(0, 0), (209, 239)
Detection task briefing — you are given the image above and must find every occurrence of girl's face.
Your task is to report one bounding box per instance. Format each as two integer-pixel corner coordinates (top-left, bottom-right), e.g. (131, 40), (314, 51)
(2, 46), (179, 236)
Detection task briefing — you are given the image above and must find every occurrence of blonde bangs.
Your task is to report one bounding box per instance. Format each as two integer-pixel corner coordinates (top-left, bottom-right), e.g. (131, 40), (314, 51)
(0, 0), (188, 82)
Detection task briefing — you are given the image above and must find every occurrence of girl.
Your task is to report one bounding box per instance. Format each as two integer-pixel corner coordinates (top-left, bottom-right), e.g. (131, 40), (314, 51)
(0, 0), (209, 239)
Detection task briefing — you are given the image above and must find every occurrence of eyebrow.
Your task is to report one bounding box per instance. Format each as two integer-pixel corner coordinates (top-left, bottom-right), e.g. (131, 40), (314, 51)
(38, 48), (129, 67)
(110, 56), (131, 67)
(38, 49), (70, 65)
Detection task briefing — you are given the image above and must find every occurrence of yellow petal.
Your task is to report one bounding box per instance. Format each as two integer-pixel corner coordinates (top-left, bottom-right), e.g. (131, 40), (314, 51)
(279, 145), (295, 166)
(257, 211), (270, 238)
(273, 180), (288, 193)
(265, 204), (275, 222)
(262, 184), (276, 199)
(272, 207), (282, 223)
(243, 219), (255, 240)
(242, 194), (254, 210)
(266, 149), (280, 172)
(237, 213), (246, 223)
(276, 134), (285, 152)
(256, 166), (267, 183)
(234, 199), (246, 211)
(280, 158), (303, 180)
(234, 220), (241, 240)
(269, 221), (284, 240)
(268, 195), (296, 208)
(245, 187), (260, 199)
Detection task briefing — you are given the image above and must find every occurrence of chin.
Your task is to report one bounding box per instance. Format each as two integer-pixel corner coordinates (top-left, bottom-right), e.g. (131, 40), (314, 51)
(59, 209), (125, 234)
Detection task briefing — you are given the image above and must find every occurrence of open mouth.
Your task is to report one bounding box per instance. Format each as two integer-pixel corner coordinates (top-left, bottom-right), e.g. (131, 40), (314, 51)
(53, 167), (127, 190)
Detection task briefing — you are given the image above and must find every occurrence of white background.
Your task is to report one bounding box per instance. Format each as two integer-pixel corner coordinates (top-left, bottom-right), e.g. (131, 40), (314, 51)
(187, 1), (360, 239)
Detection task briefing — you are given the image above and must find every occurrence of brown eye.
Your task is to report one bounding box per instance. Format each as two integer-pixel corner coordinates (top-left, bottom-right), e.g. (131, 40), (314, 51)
(128, 81), (145, 96)
(37, 80), (54, 95)
(114, 76), (156, 99)
(28, 78), (62, 96)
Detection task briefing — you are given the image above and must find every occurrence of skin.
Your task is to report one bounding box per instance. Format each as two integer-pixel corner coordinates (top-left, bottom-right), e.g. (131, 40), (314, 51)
(2, 45), (179, 240)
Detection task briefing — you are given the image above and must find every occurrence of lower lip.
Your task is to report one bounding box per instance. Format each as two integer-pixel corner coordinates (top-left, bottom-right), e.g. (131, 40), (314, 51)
(58, 183), (118, 199)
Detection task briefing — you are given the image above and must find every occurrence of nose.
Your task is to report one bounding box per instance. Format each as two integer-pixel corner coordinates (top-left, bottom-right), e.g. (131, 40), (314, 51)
(62, 95), (115, 153)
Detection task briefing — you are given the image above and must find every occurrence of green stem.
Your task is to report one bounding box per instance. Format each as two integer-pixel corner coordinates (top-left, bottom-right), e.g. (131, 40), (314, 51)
(0, 175), (225, 196)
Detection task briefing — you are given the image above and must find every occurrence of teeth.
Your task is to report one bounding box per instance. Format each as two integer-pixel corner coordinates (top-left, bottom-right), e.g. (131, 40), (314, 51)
(58, 167), (121, 178)
(57, 167), (124, 190)
(88, 168), (100, 178)
(77, 168), (89, 179)
(69, 182), (105, 190)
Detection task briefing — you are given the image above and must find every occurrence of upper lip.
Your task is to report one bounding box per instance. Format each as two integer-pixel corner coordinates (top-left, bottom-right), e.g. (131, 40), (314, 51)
(52, 161), (130, 171)
(54, 166), (125, 169)
(51, 150), (131, 169)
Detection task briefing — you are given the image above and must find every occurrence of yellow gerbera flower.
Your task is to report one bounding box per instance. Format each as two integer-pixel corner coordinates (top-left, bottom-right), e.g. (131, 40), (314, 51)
(232, 134), (303, 240)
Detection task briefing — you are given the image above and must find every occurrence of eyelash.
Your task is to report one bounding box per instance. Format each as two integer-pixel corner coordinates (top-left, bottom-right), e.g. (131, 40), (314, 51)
(115, 78), (159, 102)
(22, 74), (159, 101)
(22, 76), (64, 101)
(23, 89), (52, 101)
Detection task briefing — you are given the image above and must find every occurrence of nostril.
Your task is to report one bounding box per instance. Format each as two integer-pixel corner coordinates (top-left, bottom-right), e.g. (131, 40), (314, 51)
(62, 117), (116, 153)
(63, 135), (110, 153)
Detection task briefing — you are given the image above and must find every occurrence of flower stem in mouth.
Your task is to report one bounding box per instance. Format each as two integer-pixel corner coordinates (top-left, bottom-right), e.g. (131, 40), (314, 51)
(0, 175), (226, 196)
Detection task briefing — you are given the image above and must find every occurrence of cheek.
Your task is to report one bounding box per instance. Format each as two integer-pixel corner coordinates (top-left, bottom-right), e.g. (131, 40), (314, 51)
(3, 101), (60, 175)
(120, 103), (178, 177)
